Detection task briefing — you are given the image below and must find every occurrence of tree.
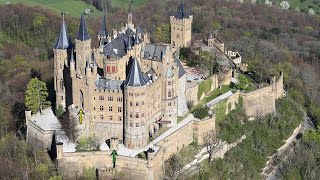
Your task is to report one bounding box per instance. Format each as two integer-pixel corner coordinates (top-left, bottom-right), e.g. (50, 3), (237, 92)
(154, 23), (170, 43)
(59, 111), (80, 142)
(203, 130), (220, 162)
(162, 154), (183, 180)
(25, 77), (51, 113)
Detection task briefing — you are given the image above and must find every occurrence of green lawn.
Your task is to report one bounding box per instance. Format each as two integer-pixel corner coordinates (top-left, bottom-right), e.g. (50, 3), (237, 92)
(0, 0), (102, 17)
(112, 0), (148, 9)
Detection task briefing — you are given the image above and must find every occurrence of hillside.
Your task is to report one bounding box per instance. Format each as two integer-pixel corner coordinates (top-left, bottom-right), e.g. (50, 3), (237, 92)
(269, 0), (320, 15)
(0, 0), (319, 179)
(0, 0), (102, 17)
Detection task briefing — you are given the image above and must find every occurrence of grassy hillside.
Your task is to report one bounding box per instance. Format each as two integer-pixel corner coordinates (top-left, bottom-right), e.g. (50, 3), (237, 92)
(112, 0), (148, 9)
(0, 0), (102, 17)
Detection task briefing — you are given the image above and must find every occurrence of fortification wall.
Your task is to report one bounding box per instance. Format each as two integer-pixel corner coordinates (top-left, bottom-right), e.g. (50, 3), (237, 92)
(241, 86), (276, 117)
(224, 73), (283, 117)
(57, 115), (216, 180)
(58, 150), (152, 180)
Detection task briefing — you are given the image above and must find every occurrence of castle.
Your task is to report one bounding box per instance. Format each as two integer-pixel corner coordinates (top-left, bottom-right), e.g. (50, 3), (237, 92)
(53, 3), (193, 149)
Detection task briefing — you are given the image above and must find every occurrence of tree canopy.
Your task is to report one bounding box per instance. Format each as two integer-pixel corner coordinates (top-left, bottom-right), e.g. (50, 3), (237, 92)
(25, 77), (51, 113)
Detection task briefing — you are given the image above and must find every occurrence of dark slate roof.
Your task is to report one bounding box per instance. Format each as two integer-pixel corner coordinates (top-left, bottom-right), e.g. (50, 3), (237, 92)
(125, 58), (147, 87)
(174, 3), (190, 19)
(54, 16), (70, 49)
(96, 77), (124, 90)
(136, 26), (144, 34)
(143, 43), (167, 62)
(102, 28), (138, 58)
(134, 29), (140, 44)
(98, 15), (108, 37)
(143, 68), (157, 82)
(76, 14), (91, 41)
(174, 58), (186, 78)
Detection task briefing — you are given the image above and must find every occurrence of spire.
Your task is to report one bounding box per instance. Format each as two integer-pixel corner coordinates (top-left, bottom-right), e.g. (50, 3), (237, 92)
(98, 15), (108, 37)
(174, 1), (189, 19)
(76, 14), (91, 41)
(54, 14), (70, 49)
(128, 0), (132, 13)
(209, 30), (213, 39)
(134, 29), (139, 44)
(127, 35), (132, 50)
(125, 58), (147, 87)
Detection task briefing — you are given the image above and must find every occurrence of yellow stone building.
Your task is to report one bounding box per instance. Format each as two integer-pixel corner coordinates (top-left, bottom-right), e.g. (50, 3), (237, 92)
(53, 3), (191, 149)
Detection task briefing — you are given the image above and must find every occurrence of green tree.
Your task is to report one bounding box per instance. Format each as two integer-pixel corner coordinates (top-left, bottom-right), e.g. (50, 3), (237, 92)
(25, 78), (51, 114)
(154, 23), (170, 43)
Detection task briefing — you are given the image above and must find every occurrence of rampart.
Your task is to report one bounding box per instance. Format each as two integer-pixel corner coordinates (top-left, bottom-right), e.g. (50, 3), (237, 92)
(225, 72), (283, 117)
(56, 116), (215, 180)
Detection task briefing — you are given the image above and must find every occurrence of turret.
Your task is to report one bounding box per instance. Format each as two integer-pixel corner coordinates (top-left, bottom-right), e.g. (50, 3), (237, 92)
(124, 58), (148, 149)
(75, 14), (91, 76)
(53, 14), (70, 109)
(127, 0), (133, 29)
(98, 14), (108, 46)
(208, 30), (214, 47)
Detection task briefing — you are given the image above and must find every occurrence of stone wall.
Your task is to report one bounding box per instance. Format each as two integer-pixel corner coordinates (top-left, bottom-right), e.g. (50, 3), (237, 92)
(57, 115), (216, 180)
(224, 73), (283, 117)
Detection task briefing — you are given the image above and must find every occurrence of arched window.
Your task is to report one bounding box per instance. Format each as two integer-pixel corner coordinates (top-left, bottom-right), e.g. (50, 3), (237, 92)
(168, 90), (172, 98)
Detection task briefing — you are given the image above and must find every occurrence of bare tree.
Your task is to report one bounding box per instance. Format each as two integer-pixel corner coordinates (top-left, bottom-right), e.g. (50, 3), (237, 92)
(162, 154), (184, 180)
(59, 111), (79, 142)
(203, 129), (220, 162)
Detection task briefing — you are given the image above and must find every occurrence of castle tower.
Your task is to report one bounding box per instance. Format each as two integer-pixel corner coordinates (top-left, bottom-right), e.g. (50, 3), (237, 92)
(53, 14), (70, 109)
(170, 2), (193, 48)
(124, 58), (148, 149)
(208, 30), (214, 47)
(98, 14), (108, 46)
(75, 14), (91, 76)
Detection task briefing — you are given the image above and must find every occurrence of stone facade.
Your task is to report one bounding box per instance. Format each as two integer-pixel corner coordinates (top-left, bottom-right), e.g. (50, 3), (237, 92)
(53, 4), (192, 149)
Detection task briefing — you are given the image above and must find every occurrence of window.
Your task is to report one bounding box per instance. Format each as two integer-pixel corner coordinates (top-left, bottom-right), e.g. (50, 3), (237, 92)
(130, 121), (133, 127)
(100, 106), (104, 111)
(168, 81), (172, 85)
(168, 102), (172, 106)
(136, 102), (139, 106)
(136, 113), (139, 118)
(118, 107), (122, 112)
(130, 101), (133, 106)
(130, 113), (133, 118)
(117, 97), (123, 102)
(109, 106), (113, 112)
(176, 34), (180, 38)
(136, 123), (139, 127)
(109, 116), (113, 121)
(108, 96), (113, 101)
(118, 116), (122, 121)
(168, 90), (172, 98)
(99, 96), (104, 101)
(100, 115), (104, 120)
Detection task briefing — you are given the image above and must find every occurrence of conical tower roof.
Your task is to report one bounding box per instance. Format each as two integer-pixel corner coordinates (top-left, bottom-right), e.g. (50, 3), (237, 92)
(98, 15), (108, 37)
(76, 14), (91, 41)
(125, 58), (147, 87)
(54, 15), (70, 49)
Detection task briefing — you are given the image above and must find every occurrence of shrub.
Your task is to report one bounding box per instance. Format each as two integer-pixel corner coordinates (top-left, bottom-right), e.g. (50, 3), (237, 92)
(192, 106), (210, 119)
(76, 136), (100, 152)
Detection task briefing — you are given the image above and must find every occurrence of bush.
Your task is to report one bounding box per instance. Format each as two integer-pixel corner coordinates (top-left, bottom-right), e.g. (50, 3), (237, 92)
(187, 100), (194, 110)
(76, 136), (100, 152)
(192, 106), (210, 119)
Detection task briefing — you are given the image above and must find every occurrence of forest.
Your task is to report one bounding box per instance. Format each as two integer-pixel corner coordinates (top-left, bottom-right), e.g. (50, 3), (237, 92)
(0, 0), (319, 179)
